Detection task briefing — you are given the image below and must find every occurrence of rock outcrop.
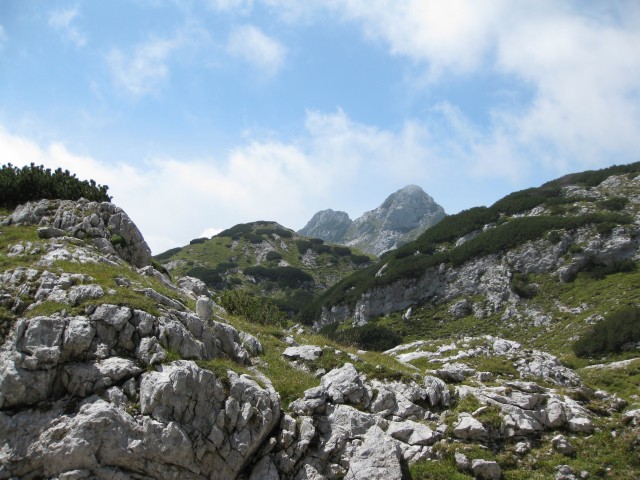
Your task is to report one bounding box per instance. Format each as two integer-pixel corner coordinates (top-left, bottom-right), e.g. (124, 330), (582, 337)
(0, 200), (280, 479)
(299, 185), (445, 256)
(5, 198), (152, 268)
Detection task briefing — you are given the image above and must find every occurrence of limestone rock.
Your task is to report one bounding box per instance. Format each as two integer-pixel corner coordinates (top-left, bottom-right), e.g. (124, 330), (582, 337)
(9, 199), (151, 268)
(552, 434), (576, 456)
(453, 415), (488, 441)
(471, 459), (502, 480)
(321, 363), (370, 407)
(344, 425), (403, 480)
(282, 345), (323, 362)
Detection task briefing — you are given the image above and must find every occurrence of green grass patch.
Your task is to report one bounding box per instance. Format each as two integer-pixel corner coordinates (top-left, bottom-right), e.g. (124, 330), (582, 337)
(0, 224), (41, 269)
(579, 359), (640, 404)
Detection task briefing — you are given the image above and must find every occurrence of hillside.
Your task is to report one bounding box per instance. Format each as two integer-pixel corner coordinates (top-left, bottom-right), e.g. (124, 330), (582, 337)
(299, 185), (446, 256)
(1, 164), (639, 479)
(154, 221), (372, 316)
(306, 162), (640, 329)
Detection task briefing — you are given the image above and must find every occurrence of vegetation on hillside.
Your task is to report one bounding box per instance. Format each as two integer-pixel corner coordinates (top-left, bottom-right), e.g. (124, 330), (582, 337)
(299, 162), (640, 325)
(573, 305), (640, 357)
(0, 163), (111, 208)
(218, 290), (287, 327)
(154, 221), (373, 317)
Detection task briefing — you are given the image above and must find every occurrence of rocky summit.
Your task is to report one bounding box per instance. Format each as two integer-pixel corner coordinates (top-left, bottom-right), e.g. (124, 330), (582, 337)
(299, 185), (445, 256)
(1, 162), (640, 479)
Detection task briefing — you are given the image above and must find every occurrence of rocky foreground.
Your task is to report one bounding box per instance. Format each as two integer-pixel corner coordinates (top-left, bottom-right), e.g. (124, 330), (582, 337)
(1, 199), (639, 479)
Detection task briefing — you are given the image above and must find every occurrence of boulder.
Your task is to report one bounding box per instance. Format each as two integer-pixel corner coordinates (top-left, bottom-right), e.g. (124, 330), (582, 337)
(282, 345), (322, 362)
(471, 459), (502, 480)
(344, 425), (403, 480)
(453, 415), (488, 441)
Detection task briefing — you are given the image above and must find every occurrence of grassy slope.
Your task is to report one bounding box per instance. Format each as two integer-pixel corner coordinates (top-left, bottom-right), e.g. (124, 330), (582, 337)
(155, 221), (373, 314)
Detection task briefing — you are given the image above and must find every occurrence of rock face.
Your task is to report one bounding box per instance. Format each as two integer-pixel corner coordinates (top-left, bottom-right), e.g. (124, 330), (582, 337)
(299, 185), (445, 256)
(298, 209), (353, 244)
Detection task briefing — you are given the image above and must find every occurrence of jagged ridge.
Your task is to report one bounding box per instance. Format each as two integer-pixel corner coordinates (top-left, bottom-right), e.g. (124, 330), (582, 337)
(299, 185), (446, 256)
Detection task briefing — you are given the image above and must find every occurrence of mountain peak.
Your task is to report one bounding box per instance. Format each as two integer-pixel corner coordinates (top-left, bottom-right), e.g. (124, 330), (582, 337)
(299, 185), (445, 256)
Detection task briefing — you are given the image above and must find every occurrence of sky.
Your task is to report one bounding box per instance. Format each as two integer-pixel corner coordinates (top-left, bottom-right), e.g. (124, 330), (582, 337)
(1, 1), (639, 254)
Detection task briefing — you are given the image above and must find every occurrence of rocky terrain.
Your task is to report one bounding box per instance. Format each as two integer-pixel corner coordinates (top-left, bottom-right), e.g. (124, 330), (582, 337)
(1, 164), (640, 479)
(299, 185), (445, 256)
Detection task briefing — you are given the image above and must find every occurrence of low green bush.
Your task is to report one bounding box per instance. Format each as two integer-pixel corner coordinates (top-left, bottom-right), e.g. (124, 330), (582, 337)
(322, 323), (403, 351)
(265, 251), (283, 261)
(153, 247), (182, 261)
(244, 265), (314, 289)
(573, 305), (640, 357)
(219, 290), (287, 326)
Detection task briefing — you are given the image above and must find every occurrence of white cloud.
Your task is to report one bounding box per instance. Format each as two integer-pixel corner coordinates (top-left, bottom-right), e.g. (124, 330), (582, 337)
(321, 0), (640, 177)
(227, 25), (286, 76)
(207, 0), (254, 12)
(107, 37), (181, 96)
(0, 110), (441, 253)
(0, 25), (7, 49)
(48, 7), (87, 47)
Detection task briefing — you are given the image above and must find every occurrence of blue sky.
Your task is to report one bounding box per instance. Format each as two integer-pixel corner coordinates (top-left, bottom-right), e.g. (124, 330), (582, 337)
(1, 1), (639, 253)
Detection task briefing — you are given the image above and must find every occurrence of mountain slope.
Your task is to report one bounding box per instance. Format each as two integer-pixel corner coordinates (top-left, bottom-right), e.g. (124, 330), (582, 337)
(299, 185), (446, 256)
(2, 164), (640, 479)
(303, 163), (640, 356)
(154, 221), (372, 316)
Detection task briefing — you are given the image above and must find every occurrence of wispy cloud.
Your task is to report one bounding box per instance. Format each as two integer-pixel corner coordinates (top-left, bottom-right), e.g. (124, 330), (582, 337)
(227, 24), (286, 77)
(0, 25), (7, 49)
(48, 7), (87, 47)
(107, 36), (181, 97)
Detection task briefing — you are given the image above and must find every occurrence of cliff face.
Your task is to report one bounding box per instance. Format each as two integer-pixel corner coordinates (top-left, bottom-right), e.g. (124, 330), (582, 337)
(299, 185), (445, 256)
(297, 209), (353, 244)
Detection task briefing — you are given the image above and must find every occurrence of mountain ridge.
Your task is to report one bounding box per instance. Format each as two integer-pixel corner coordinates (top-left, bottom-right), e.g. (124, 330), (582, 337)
(299, 184), (446, 256)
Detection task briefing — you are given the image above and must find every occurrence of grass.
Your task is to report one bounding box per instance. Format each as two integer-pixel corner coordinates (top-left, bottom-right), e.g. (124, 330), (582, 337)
(579, 359), (640, 405)
(0, 224), (41, 269)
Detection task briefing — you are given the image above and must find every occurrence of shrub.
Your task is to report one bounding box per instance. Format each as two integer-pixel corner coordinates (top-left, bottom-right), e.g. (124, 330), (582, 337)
(151, 260), (171, 278)
(323, 324), (403, 351)
(0, 163), (111, 208)
(547, 230), (562, 244)
(219, 290), (287, 326)
(215, 223), (252, 238)
(153, 247), (182, 261)
(350, 254), (371, 265)
(255, 227), (293, 238)
(185, 266), (224, 289)
(573, 305), (640, 357)
(511, 273), (537, 299)
(581, 258), (637, 280)
(332, 246), (352, 256)
(265, 251), (283, 261)
(110, 235), (127, 248)
(598, 197), (628, 212)
(296, 240), (313, 253)
(189, 237), (207, 245)
(244, 266), (314, 289)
